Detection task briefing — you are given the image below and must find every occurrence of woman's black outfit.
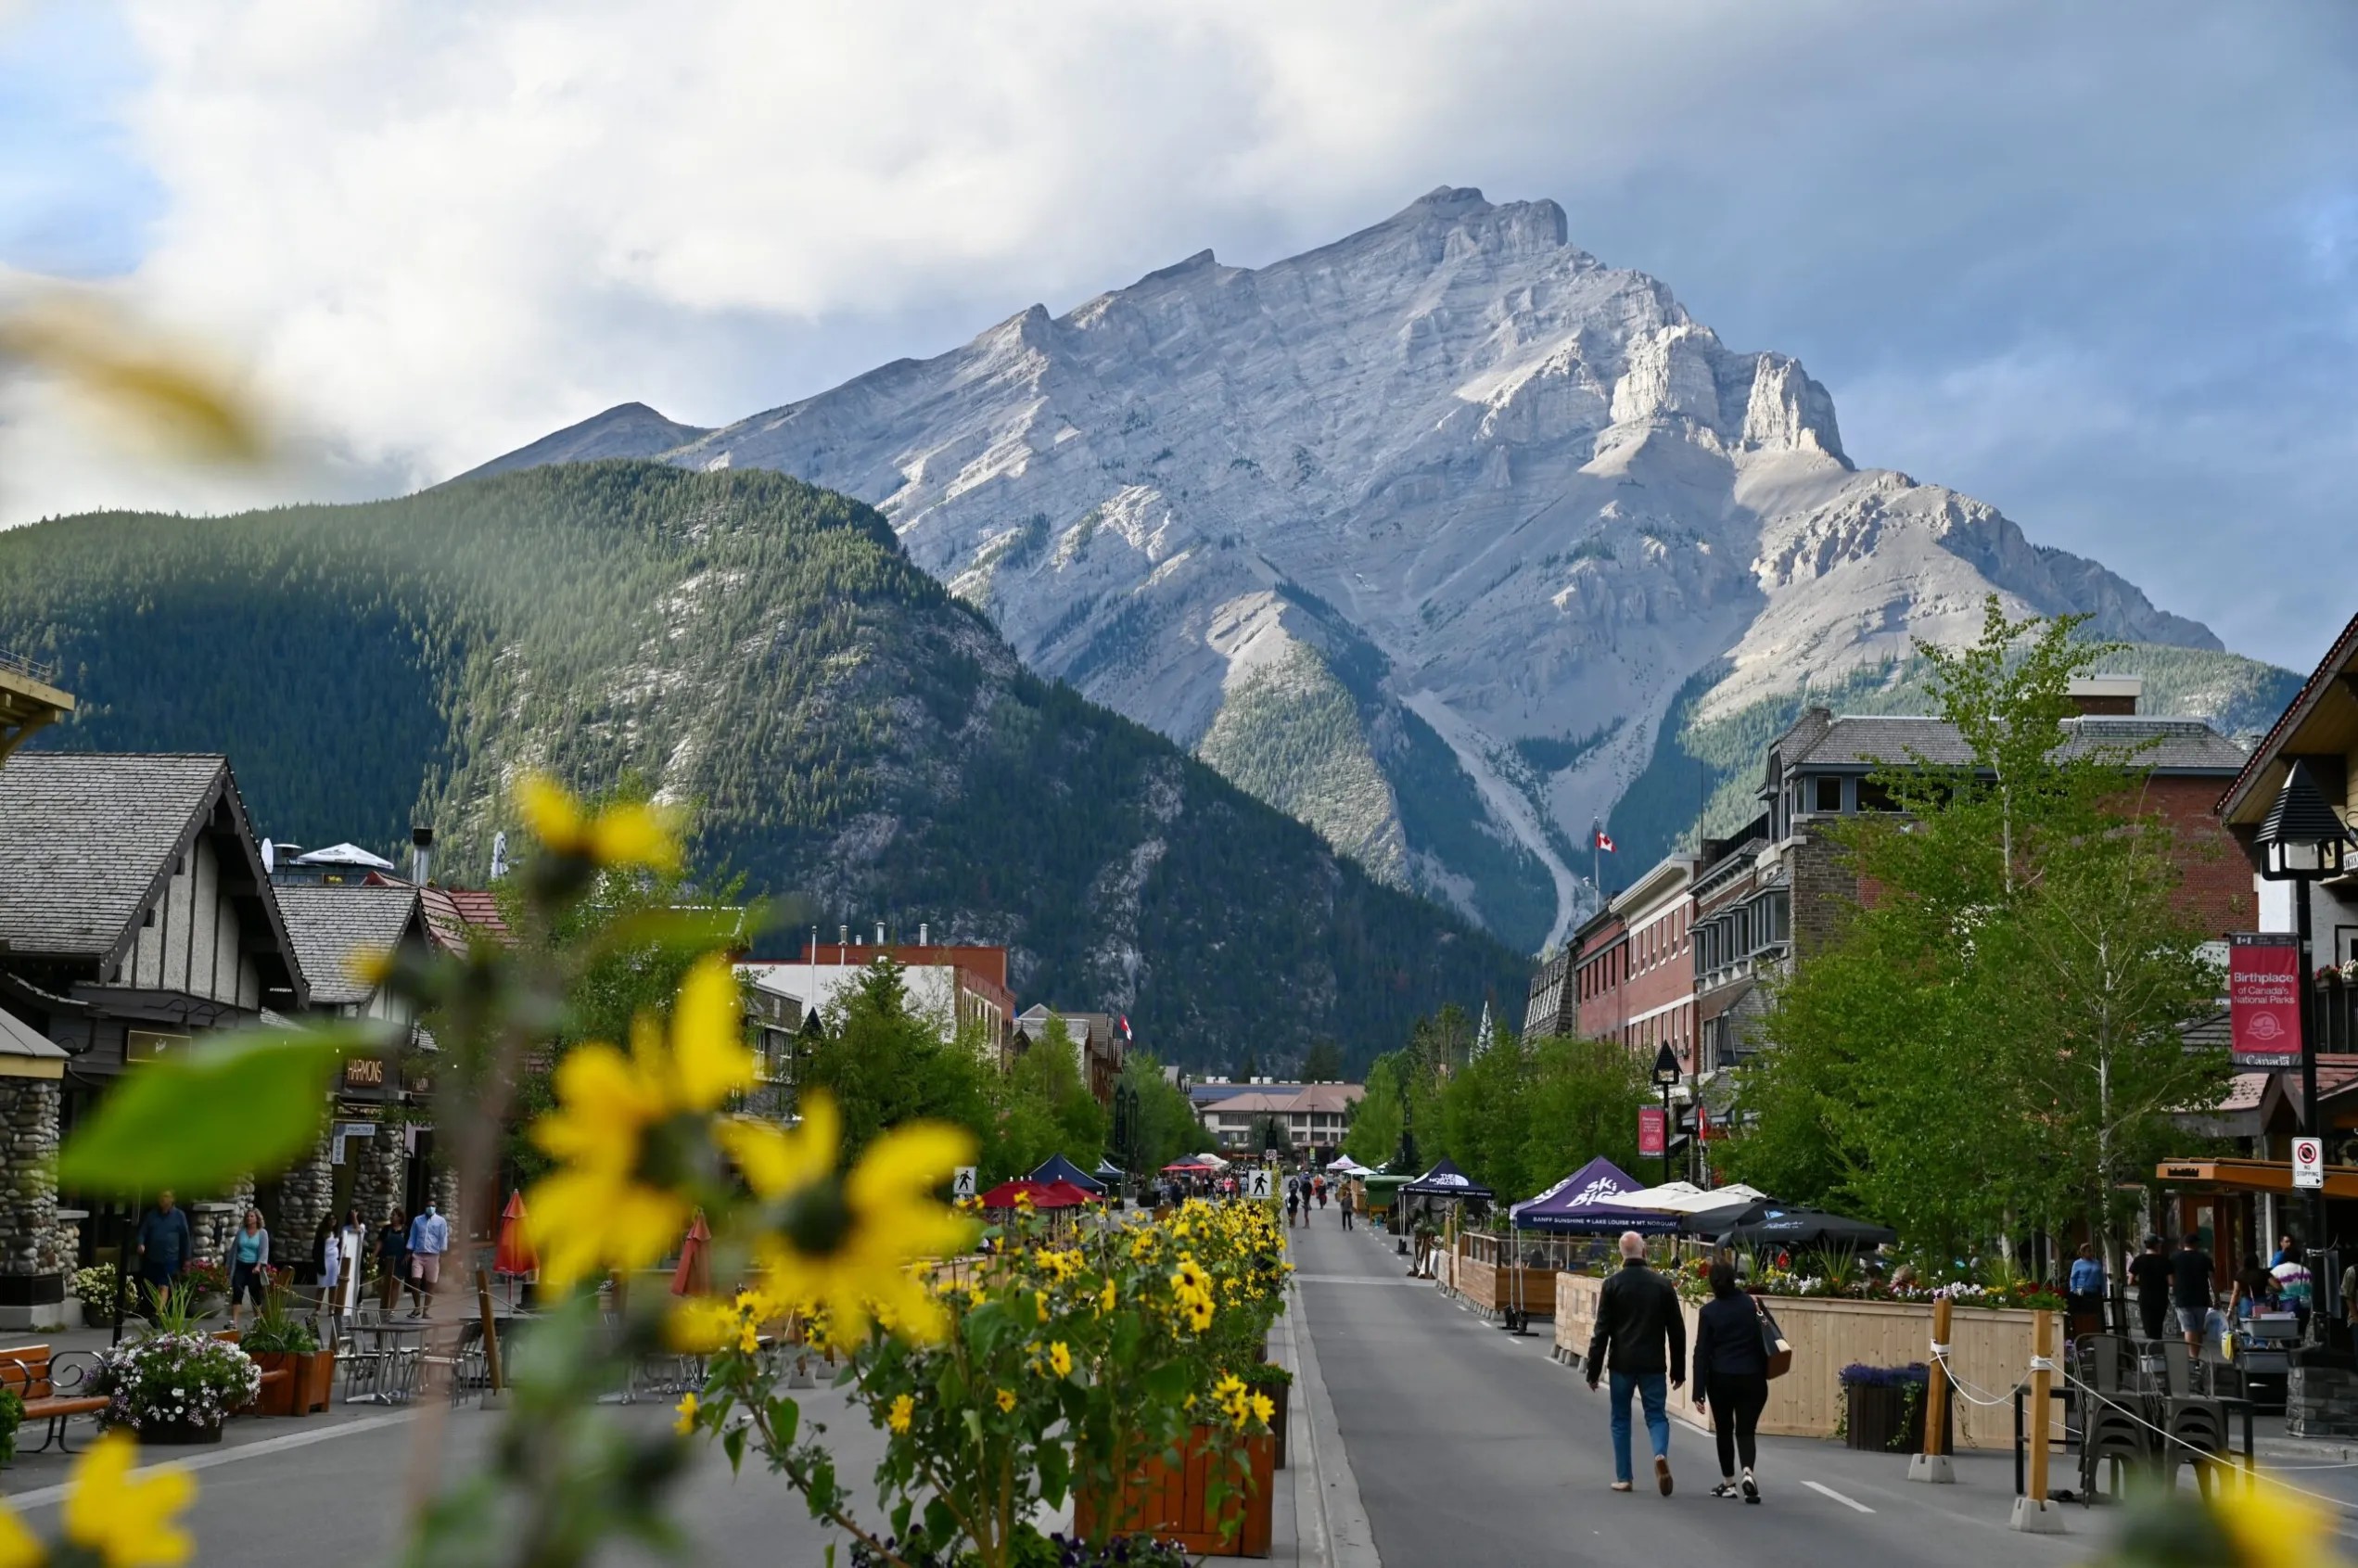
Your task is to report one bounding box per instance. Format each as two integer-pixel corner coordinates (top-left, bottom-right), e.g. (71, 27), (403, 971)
(1692, 1291), (1773, 1481)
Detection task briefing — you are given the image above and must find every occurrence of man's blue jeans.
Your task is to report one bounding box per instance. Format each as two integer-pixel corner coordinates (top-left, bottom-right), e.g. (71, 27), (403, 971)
(1608, 1370), (1671, 1483)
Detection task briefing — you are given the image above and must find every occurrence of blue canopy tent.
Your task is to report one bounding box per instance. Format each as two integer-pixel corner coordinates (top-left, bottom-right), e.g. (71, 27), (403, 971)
(1510, 1157), (1679, 1234)
(1399, 1156), (1493, 1201)
(1027, 1153), (1107, 1194)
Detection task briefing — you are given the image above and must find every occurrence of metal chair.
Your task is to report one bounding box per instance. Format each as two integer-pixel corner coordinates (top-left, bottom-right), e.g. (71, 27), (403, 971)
(2075, 1335), (2158, 1499)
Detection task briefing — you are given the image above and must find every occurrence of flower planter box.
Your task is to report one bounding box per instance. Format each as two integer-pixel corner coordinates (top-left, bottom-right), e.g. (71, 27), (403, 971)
(1075, 1427), (1275, 1558)
(294, 1350), (336, 1415)
(247, 1352), (300, 1417)
(139, 1418), (224, 1446)
(1842, 1379), (1950, 1455)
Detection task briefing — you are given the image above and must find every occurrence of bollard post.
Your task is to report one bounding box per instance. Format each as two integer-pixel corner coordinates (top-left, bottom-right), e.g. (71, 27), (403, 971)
(2009, 1308), (2065, 1534)
(1909, 1294), (1957, 1483)
(474, 1267), (506, 1408)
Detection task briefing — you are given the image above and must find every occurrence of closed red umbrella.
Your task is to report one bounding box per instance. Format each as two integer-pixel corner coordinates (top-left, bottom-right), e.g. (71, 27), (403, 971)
(495, 1190), (537, 1277)
(671, 1209), (713, 1296)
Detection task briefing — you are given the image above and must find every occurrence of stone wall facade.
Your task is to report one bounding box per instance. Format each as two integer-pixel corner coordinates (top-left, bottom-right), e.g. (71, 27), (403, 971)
(351, 1124), (408, 1233)
(0, 1079), (61, 1279)
(274, 1136), (337, 1271)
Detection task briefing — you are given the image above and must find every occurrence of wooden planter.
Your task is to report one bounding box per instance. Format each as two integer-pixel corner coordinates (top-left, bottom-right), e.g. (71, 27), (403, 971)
(1075, 1427), (1276, 1558)
(247, 1352), (300, 1417)
(139, 1417), (223, 1446)
(1842, 1380), (1950, 1455)
(1255, 1381), (1290, 1470)
(294, 1350), (336, 1414)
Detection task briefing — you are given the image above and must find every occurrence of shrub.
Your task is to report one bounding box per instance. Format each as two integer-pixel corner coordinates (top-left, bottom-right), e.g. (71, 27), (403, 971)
(89, 1334), (262, 1433)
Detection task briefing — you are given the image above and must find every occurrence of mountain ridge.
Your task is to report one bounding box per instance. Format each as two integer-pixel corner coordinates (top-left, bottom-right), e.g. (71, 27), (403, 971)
(468, 187), (2264, 950)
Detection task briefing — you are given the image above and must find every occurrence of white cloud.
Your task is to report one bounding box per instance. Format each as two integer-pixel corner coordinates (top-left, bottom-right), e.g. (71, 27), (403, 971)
(5, 0), (2356, 662)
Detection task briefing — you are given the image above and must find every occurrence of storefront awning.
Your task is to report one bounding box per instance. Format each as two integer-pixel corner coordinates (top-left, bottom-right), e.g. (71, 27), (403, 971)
(2156, 1157), (2358, 1200)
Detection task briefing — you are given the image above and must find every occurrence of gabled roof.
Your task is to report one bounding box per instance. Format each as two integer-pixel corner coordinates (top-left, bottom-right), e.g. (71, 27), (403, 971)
(0, 754), (303, 1005)
(1768, 712), (2246, 784)
(2219, 610), (2358, 824)
(416, 886), (513, 951)
(274, 885), (426, 1007)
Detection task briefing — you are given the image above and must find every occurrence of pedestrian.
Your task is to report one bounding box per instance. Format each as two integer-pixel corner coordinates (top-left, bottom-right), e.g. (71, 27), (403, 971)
(1340, 1184), (1355, 1230)
(1691, 1260), (1769, 1504)
(2228, 1251), (2275, 1322)
(407, 1201), (451, 1317)
(132, 1190), (193, 1316)
(2272, 1242), (2315, 1340)
(2273, 1234), (2294, 1268)
(1584, 1230), (1688, 1496)
(2342, 1256), (2358, 1345)
(318, 1217), (345, 1311)
(2129, 1234), (2173, 1345)
(2173, 1230), (2216, 1357)
(376, 1208), (410, 1313)
(2067, 1242), (2107, 1335)
(1286, 1184), (1301, 1228)
(227, 1206), (271, 1328)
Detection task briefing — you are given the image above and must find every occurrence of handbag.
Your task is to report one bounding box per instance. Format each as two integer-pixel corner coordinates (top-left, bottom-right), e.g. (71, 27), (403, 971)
(1752, 1294), (1793, 1380)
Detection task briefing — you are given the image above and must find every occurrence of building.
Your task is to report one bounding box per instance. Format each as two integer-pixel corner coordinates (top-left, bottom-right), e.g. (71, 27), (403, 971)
(0, 752), (310, 1326)
(1689, 814), (1778, 1076)
(1014, 1006), (1125, 1108)
(1189, 1080), (1366, 1154)
(1523, 946), (1577, 1039)
(738, 937), (1017, 1064)
(1612, 853), (1700, 1073)
(1571, 905), (1627, 1041)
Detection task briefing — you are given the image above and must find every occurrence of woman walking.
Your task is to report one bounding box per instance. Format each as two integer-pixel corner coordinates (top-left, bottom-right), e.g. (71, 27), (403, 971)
(376, 1209), (410, 1313)
(1691, 1260), (1771, 1503)
(227, 1206), (270, 1327)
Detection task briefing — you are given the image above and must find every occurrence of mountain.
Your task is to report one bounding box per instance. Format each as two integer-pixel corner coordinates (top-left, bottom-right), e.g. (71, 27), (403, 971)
(0, 463), (1527, 1069)
(476, 186), (2288, 952)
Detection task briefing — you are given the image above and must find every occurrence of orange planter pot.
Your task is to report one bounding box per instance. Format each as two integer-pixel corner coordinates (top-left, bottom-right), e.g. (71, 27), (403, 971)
(246, 1352), (300, 1417)
(1075, 1426), (1275, 1558)
(294, 1350), (336, 1414)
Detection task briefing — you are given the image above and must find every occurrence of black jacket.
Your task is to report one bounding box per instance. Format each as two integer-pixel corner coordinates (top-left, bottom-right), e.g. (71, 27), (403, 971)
(1586, 1259), (1687, 1382)
(1692, 1292), (1770, 1380)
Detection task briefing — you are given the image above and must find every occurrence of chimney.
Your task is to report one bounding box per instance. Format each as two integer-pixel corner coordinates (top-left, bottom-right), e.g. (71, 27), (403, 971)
(875, 920), (886, 945)
(410, 824), (435, 886)
(2066, 675), (2142, 717)
(918, 922), (929, 948)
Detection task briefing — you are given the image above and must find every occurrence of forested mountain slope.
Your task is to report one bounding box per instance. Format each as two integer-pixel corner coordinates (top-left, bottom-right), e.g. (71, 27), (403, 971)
(0, 462), (1524, 1067)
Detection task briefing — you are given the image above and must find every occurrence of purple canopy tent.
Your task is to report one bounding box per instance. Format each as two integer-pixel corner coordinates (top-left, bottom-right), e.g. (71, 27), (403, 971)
(1510, 1156), (1679, 1234)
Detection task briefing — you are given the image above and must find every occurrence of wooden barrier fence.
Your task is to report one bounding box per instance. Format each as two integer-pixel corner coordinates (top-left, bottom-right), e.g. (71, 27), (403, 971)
(1552, 1274), (2059, 1450)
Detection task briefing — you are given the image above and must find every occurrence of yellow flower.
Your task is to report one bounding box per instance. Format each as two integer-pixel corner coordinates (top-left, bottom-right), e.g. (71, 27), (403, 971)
(57, 1433), (196, 1568)
(1099, 1278), (1116, 1316)
(1213, 1373), (1246, 1403)
(1249, 1392), (1275, 1428)
(719, 1090), (976, 1344)
(1173, 1258), (1211, 1298)
(888, 1394), (914, 1434)
(1048, 1341), (1073, 1378)
(527, 955), (753, 1289)
(1013, 1189), (1035, 1212)
(995, 1387), (1017, 1414)
(517, 773), (682, 872)
(1185, 1295), (1214, 1333)
(674, 1393), (700, 1435)
(1036, 1293), (1051, 1325)
(2215, 1485), (2338, 1568)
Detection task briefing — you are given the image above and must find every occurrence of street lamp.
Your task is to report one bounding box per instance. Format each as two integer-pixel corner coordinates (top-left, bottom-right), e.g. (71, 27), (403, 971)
(2255, 759), (2358, 1254)
(1651, 1041), (1682, 1188)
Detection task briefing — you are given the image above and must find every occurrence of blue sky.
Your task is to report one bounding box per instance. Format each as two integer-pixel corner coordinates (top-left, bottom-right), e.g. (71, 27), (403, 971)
(2, 1), (2353, 671)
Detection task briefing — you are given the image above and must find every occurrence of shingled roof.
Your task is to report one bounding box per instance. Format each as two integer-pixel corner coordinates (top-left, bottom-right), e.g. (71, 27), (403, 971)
(274, 885), (424, 1007)
(1775, 714), (2247, 776)
(0, 752), (239, 960)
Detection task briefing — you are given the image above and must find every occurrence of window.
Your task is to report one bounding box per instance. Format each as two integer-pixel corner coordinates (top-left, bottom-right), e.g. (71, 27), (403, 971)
(1814, 775), (1843, 813)
(1859, 779), (1896, 812)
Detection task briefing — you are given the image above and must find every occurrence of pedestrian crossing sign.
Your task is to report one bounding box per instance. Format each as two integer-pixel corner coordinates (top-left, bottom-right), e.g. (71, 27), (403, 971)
(953, 1166), (977, 1199)
(1248, 1168), (1272, 1200)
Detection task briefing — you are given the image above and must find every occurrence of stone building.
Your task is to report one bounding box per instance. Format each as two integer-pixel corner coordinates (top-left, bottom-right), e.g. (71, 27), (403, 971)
(0, 752), (309, 1327)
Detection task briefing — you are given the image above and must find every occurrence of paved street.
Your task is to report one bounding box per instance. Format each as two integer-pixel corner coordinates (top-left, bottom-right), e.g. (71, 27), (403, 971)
(1287, 1211), (2099, 1568)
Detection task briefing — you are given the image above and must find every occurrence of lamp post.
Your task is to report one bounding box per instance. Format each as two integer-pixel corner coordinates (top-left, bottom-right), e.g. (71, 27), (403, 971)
(1651, 1041), (1682, 1188)
(2254, 759), (2357, 1254)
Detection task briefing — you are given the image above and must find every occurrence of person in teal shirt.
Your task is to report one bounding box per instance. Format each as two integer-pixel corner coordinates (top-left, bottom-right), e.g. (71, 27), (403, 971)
(228, 1206), (271, 1328)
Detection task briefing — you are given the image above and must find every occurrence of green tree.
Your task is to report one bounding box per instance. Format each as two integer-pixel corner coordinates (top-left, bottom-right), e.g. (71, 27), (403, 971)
(1300, 1039), (1345, 1082)
(1440, 1029), (1535, 1199)
(988, 1015), (1109, 1181)
(1343, 1053), (1406, 1169)
(1727, 599), (2225, 1264)
(803, 955), (995, 1163)
(1520, 1036), (1651, 1192)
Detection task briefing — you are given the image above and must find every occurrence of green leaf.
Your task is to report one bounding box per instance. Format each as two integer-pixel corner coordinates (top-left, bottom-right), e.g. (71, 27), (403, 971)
(924, 1498), (956, 1546)
(1039, 1444), (1069, 1509)
(721, 1424), (746, 1473)
(770, 1394), (801, 1447)
(57, 1024), (380, 1192)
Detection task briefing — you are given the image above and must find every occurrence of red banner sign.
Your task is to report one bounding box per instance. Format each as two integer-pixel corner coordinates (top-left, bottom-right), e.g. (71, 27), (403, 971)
(1638, 1106), (1667, 1157)
(2229, 933), (2303, 1068)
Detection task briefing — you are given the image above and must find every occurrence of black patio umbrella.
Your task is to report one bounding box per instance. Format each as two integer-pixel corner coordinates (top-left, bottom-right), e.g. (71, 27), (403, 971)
(1683, 1200), (1894, 1250)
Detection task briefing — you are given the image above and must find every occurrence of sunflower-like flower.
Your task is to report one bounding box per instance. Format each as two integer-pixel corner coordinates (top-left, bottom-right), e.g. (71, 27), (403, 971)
(0, 1432), (198, 1568)
(1249, 1391), (1275, 1429)
(528, 955), (754, 1290)
(887, 1393), (914, 1434)
(673, 1393), (700, 1436)
(995, 1387), (1017, 1414)
(714, 1090), (975, 1344)
(1048, 1341), (1074, 1378)
(516, 773), (682, 872)
(1098, 1278), (1116, 1316)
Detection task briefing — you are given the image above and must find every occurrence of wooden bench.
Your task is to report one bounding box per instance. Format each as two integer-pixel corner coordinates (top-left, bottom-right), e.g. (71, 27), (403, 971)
(0, 1344), (109, 1452)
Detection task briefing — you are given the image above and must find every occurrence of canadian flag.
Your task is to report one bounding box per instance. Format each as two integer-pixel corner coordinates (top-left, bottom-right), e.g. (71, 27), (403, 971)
(1595, 827), (1616, 853)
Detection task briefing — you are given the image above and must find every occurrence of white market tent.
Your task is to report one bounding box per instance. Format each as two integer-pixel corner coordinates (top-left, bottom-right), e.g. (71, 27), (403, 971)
(1596, 1181), (1768, 1215)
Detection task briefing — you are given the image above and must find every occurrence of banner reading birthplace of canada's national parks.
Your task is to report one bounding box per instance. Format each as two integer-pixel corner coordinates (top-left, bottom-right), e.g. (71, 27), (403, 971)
(2229, 932), (2303, 1068)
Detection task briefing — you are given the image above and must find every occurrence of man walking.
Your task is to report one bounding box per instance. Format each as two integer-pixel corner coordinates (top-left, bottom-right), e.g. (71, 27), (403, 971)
(1585, 1230), (1687, 1495)
(405, 1202), (451, 1318)
(2173, 1230), (2216, 1357)
(132, 1190), (193, 1315)
(1340, 1183), (1355, 1230)
(2129, 1235), (2173, 1345)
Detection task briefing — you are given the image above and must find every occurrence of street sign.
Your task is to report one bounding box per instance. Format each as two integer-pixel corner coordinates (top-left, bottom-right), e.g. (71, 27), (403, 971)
(1247, 1168), (1272, 1200)
(2295, 1138), (2325, 1191)
(952, 1166), (977, 1200)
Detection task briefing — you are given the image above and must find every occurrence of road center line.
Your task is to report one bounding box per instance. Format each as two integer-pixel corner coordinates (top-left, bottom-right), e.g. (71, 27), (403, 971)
(6, 1412), (415, 1510)
(1803, 1479), (1876, 1513)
